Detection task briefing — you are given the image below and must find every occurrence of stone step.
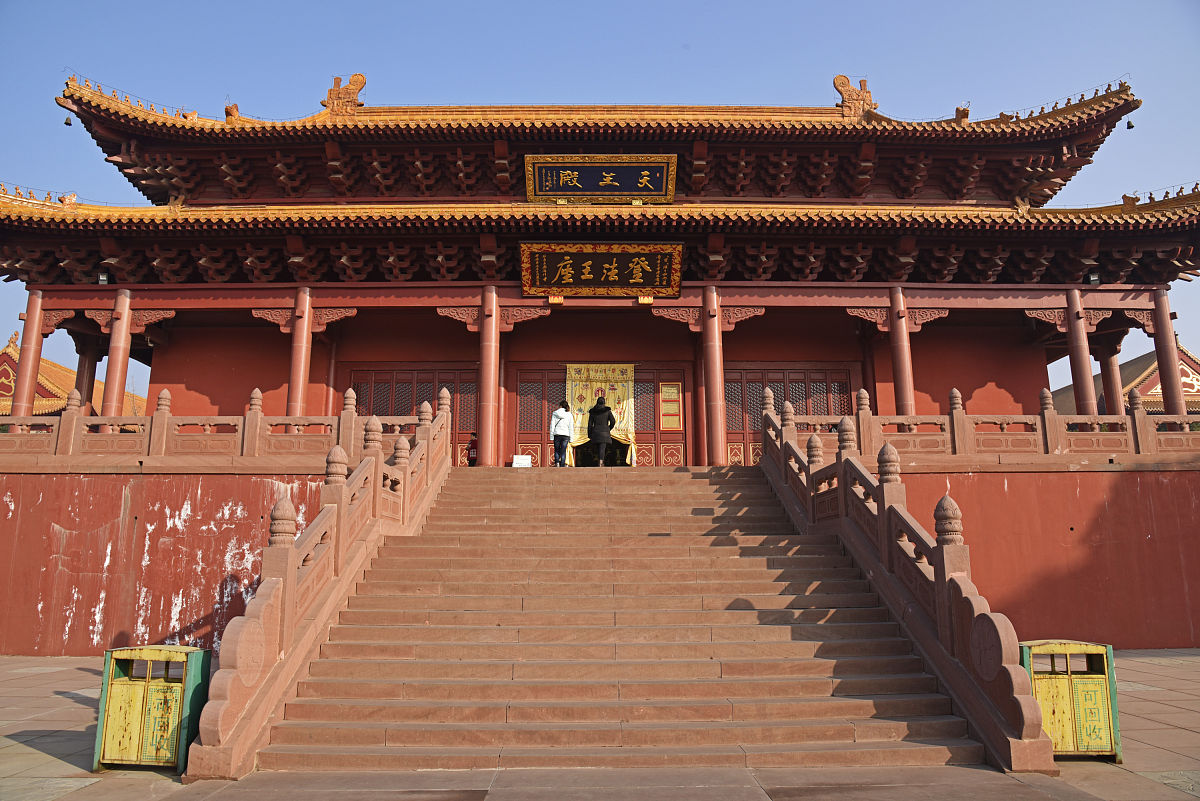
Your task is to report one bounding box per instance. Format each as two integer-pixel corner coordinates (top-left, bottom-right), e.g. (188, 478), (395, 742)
(295, 671), (935, 702)
(335, 606), (889, 627)
(375, 538), (840, 555)
(344, 591), (883, 612)
(256, 738), (984, 770)
(367, 554), (849, 571)
(359, 566), (863, 584)
(353, 578), (872, 597)
(317, 637), (914, 662)
(281, 692), (952, 725)
(325, 621), (899, 644)
(270, 714), (966, 748)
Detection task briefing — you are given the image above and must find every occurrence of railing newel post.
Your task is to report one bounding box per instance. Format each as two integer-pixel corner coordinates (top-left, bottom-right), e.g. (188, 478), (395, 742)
(261, 497), (298, 645)
(338, 388), (359, 462)
(855, 389), (875, 456)
(948, 388), (972, 456)
(148, 389), (171, 457)
(876, 443), (905, 571)
(933, 494), (970, 655)
(243, 389), (264, 457)
(1039, 388), (1061, 455)
(56, 389), (82, 456)
(1127, 388), (1156, 455)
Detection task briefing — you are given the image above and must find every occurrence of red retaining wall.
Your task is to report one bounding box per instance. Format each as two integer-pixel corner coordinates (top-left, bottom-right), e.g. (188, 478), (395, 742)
(0, 473), (322, 656)
(901, 470), (1200, 649)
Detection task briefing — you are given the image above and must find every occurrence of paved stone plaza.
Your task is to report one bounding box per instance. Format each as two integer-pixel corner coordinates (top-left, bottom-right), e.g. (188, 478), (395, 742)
(0, 650), (1196, 800)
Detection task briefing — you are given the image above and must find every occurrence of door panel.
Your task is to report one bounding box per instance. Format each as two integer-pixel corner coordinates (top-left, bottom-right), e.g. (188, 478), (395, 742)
(346, 366), (477, 465)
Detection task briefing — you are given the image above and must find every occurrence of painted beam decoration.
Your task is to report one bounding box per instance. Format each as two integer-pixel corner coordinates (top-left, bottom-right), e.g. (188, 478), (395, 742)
(525, 154), (677, 203)
(521, 243), (682, 297)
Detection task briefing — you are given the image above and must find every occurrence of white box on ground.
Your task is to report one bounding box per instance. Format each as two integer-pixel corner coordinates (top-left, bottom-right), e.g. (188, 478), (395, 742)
(511, 455), (533, 468)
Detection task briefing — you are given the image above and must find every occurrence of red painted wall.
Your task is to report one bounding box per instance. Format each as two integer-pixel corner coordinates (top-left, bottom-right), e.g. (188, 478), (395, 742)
(900, 470), (1200, 649)
(0, 473), (322, 656)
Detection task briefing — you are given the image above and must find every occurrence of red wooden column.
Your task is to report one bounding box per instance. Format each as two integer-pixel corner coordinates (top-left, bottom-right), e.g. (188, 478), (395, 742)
(478, 285), (501, 467)
(702, 285), (727, 466)
(1152, 288), (1187, 415)
(11, 290), (45, 416)
(692, 336), (708, 467)
(100, 290), (133, 416)
(286, 287), (313, 416)
(1097, 345), (1124, 415)
(1065, 288), (1098, 416)
(888, 286), (916, 415)
(73, 337), (101, 414)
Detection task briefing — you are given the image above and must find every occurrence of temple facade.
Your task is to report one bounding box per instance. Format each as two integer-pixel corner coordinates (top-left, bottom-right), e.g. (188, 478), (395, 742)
(1, 74), (1195, 469)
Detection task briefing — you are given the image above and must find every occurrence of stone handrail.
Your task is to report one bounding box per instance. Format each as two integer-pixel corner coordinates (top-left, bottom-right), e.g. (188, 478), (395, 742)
(759, 387), (1056, 773)
(783, 387), (1198, 463)
(185, 389), (454, 780)
(0, 386), (424, 468)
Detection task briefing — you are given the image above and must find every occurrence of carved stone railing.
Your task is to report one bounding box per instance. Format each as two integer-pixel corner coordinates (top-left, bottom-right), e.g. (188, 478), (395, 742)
(784, 387), (1199, 463)
(0, 386), (422, 469)
(184, 390), (454, 780)
(760, 388), (1056, 774)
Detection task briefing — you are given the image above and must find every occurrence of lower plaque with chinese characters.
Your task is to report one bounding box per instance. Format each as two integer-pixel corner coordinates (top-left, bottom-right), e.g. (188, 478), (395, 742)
(521, 243), (682, 298)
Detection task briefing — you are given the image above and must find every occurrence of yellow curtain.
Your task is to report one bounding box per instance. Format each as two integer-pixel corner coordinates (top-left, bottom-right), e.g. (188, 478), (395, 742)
(565, 364), (636, 465)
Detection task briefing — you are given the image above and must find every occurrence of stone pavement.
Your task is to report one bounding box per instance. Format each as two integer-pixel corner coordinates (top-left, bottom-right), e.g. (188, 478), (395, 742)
(0, 649), (1196, 801)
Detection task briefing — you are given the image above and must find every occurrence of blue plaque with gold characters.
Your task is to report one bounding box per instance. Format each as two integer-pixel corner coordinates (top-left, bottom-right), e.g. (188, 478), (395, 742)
(525, 155), (677, 203)
(521, 243), (682, 297)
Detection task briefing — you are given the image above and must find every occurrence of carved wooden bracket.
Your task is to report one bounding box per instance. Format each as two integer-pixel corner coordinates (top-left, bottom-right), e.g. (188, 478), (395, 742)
(1024, 308), (1067, 333)
(1082, 309), (1112, 334)
(130, 309), (175, 334)
(846, 307), (891, 333)
(907, 308), (950, 332)
(651, 307), (702, 332)
(40, 310), (74, 336)
(310, 308), (356, 333)
(252, 308), (295, 334)
(499, 307), (550, 333)
(1123, 309), (1155, 335)
(436, 306), (481, 333)
(721, 306), (765, 332)
(84, 309), (113, 334)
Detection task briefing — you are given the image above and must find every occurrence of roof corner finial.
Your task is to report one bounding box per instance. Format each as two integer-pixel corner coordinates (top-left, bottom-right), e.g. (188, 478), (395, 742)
(1122, 193), (1139, 211)
(6, 331), (17, 350)
(833, 74), (878, 119)
(224, 103), (239, 122)
(322, 73), (366, 116)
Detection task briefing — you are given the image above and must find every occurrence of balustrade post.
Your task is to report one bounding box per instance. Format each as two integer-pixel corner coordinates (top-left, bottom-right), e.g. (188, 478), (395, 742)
(875, 444), (906, 571)
(437, 387), (452, 465)
(148, 389), (171, 456)
(948, 388), (973, 456)
(392, 437), (411, 524)
(416, 402), (433, 486)
(780, 400), (797, 452)
(260, 498), (298, 646)
(854, 389), (875, 457)
(363, 416), (384, 518)
(55, 389), (82, 456)
(337, 388), (359, 462)
(806, 433), (823, 522)
(835, 417), (857, 517)
(933, 495), (971, 655)
(243, 389), (264, 457)
(1039, 389), (1061, 455)
(321, 447), (349, 576)
(1127, 388), (1157, 455)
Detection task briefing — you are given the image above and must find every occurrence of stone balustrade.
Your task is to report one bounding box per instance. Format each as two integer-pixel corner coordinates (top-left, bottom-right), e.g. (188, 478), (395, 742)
(759, 388), (1056, 773)
(784, 387), (1199, 463)
(186, 390), (454, 780)
(0, 387), (420, 470)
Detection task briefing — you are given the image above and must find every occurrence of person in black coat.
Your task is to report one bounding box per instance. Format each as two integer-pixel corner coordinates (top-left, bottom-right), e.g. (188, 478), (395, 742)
(586, 396), (616, 466)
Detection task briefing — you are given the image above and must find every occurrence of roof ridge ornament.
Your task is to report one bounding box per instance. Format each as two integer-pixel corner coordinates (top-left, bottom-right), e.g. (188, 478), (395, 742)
(833, 75), (878, 119)
(322, 73), (366, 117)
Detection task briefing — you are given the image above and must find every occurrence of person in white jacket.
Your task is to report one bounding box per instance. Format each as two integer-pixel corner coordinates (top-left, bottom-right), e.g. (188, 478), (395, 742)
(549, 401), (574, 467)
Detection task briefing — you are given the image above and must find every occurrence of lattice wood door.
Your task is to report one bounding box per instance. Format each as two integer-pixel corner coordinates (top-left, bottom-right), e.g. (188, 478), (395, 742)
(347, 367), (477, 465)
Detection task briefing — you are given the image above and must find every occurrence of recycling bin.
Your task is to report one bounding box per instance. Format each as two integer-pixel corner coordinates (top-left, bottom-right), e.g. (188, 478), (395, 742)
(92, 645), (211, 773)
(1019, 639), (1122, 761)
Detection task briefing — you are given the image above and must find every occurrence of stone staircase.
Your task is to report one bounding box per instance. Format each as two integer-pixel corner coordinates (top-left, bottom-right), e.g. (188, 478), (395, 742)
(258, 466), (983, 770)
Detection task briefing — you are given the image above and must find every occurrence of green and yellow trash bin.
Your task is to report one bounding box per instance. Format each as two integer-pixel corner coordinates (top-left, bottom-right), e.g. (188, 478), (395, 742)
(1019, 639), (1122, 762)
(92, 645), (211, 773)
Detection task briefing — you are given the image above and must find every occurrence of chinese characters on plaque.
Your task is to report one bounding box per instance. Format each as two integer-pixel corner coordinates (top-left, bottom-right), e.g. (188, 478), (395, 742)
(521, 244), (682, 298)
(525, 155), (677, 203)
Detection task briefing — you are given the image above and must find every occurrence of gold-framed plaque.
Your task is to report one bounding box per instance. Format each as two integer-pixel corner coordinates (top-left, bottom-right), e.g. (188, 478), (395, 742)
(525, 154), (677, 203)
(521, 243), (682, 298)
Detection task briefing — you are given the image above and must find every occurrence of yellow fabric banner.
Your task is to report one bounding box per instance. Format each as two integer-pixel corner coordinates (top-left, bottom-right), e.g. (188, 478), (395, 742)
(565, 363), (636, 465)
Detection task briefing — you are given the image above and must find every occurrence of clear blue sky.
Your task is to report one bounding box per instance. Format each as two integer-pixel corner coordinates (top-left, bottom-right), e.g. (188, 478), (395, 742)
(2, 0), (1198, 396)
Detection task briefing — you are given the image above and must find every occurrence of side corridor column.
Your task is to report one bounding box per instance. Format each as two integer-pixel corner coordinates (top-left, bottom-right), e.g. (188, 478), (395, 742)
(888, 286), (916, 415)
(478, 285), (501, 466)
(286, 287), (314, 416)
(1065, 288), (1098, 416)
(1152, 288), (1187, 415)
(100, 289), (133, 416)
(1097, 345), (1125, 415)
(73, 338), (101, 414)
(11, 290), (45, 416)
(702, 285), (727, 466)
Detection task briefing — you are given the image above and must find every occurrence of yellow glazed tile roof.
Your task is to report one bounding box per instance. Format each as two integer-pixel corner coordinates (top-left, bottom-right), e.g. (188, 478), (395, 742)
(56, 74), (1140, 140)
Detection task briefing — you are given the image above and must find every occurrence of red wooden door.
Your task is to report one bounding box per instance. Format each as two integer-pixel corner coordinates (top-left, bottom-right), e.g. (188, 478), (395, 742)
(346, 366), (478, 465)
